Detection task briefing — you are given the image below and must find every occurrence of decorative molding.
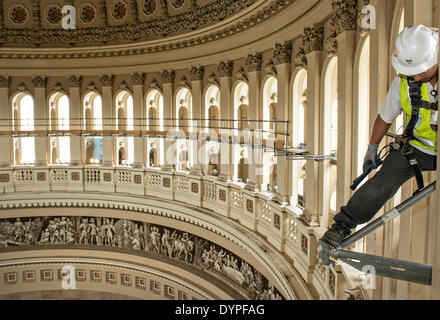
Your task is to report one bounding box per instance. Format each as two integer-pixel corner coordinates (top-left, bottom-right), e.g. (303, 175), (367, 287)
(0, 0), (297, 58)
(207, 72), (219, 87)
(245, 54), (262, 73)
(178, 76), (191, 90)
(217, 61), (233, 78)
(189, 66), (204, 82)
(69, 76), (82, 88)
(119, 80), (129, 90)
(101, 74), (115, 87)
(32, 76), (47, 88)
(0, 215), (284, 300)
(131, 72), (145, 86)
(31, 0), (42, 29)
(149, 78), (162, 92)
(160, 70), (175, 84)
(264, 60), (277, 76)
(236, 67), (248, 82)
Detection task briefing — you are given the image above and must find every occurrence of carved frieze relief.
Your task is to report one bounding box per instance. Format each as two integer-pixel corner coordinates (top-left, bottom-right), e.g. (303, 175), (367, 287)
(0, 215), (284, 300)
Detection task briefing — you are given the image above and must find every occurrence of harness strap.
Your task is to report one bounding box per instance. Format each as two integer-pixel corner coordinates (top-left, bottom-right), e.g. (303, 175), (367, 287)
(402, 78), (429, 194)
(401, 144), (424, 194)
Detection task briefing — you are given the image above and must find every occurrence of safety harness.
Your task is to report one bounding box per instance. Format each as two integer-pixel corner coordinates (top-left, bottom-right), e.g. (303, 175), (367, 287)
(402, 77), (438, 193)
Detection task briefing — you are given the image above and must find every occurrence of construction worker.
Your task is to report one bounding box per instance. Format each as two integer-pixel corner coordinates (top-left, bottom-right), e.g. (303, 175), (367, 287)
(320, 24), (439, 248)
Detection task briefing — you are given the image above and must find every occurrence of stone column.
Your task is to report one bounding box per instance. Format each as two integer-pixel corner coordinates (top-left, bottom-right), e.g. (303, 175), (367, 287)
(33, 76), (48, 166)
(245, 54), (263, 191)
(335, 29), (357, 210)
(161, 70), (176, 171)
(217, 61), (234, 182)
(303, 27), (324, 226)
(190, 66), (204, 176)
(273, 43), (292, 205)
(69, 76), (82, 166)
(0, 76), (10, 167)
(101, 75), (114, 167)
(131, 72), (145, 168)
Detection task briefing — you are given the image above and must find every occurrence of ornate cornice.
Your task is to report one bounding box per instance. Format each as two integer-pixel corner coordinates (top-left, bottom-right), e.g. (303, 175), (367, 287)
(160, 70), (175, 84)
(0, 0), (296, 59)
(217, 61), (233, 78)
(245, 54), (262, 73)
(32, 75), (47, 88)
(189, 66), (204, 82)
(131, 72), (145, 86)
(273, 43), (292, 65)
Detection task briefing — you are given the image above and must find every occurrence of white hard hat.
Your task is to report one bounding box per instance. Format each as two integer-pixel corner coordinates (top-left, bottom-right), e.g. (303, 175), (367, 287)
(392, 25), (439, 76)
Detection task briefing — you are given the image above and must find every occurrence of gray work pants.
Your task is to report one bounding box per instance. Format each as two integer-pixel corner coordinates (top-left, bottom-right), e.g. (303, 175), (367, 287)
(333, 147), (437, 231)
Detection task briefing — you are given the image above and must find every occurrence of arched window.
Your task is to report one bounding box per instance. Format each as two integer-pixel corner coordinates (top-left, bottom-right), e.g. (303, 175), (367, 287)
(146, 89), (164, 168)
(357, 36), (371, 177)
(292, 69), (307, 206)
(12, 93), (35, 165)
(176, 88), (193, 171)
(262, 77), (278, 191)
(83, 91), (103, 165)
(324, 57), (338, 218)
(49, 92), (70, 164)
(115, 90), (134, 166)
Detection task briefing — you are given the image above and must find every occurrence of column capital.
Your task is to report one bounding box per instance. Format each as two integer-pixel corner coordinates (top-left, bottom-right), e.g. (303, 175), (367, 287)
(303, 27), (324, 54)
(160, 69), (175, 84)
(69, 75), (82, 88)
(217, 60), (233, 78)
(0, 76), (10, 88)
(189, 66), (204, 81)
(330, 0), (358, 35)
(131, 72), (145, 86)
(100, 74), (114, 87)
(32, 75), (47, 88)
(245, 54), (262, 73)
(273, 42), (292, 65)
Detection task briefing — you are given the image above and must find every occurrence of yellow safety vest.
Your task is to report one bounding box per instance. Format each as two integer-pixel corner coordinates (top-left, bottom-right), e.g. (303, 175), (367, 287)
(400, 76), (437, 152)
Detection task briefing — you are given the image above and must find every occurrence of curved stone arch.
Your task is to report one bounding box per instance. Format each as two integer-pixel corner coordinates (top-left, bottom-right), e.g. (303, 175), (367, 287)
(0, 191), (302, 300)
(203, 84), (220, 133)
(82, 89), (103, 130)
(145, 88), (164, 131)
(353, 34), (371, 179)
(319, 55), (338, 226)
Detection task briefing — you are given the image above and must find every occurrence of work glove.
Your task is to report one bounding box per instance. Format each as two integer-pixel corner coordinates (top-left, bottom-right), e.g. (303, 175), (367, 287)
(363, 144), (379, 172)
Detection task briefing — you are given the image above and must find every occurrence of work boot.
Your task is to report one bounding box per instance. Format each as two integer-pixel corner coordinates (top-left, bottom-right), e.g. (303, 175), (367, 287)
(320, 223), (351, 248)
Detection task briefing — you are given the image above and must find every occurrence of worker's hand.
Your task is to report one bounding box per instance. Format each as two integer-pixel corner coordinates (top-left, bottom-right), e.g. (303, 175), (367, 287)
(363, 144), (379, 172)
